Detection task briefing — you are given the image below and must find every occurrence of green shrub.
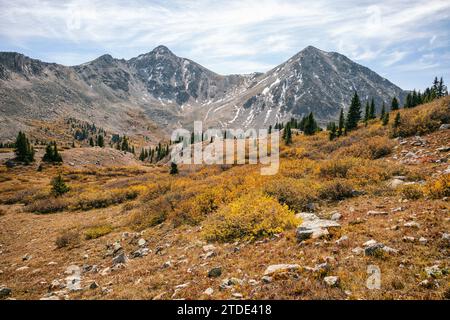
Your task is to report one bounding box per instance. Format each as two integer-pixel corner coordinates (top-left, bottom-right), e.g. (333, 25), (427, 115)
(84, 225), (113, 240)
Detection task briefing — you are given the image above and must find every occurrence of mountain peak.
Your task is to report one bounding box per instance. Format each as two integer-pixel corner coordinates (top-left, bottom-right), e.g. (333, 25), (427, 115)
(151, 45), (174, 55)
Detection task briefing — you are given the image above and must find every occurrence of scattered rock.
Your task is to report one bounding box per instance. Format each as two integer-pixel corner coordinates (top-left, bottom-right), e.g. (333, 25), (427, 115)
(404, 221), (420, 228)
(367, 210), (388, 216)
(296, 213), (340, 242)
(50, 280), (63, 290)
(425, 265), (443, 278)
(202, 244), (216, 252)
(330, 212), (342, 221)
(264, 264), (300, 276)
(112, 252), (127, 266)
(437, 146), (450, 152)
(261, 276), (273, 283)
(387, 179), (405, 189)
(248, 279), (259, 286)
(152, 292), (167, 300)
(131, 248), (150, 259)
(22, 254), (32, 261)
(16, 266), (30, 272)
(364, 243), (385, 257)
(100, 267), (111, 276)
(89, 281), (99, 290)
(208, 267), (222, 278)
(231, 293), (243, 299)
(162, 260), (172, 268)
(203, 251), (216, 259)
(403, 236), (415, 243)
(323, 276), (340, 287)
(0, 286), (12, 299)
(203, 287), (214, 296)
(439, 124), (450, 130)
(65, 265), (82, 292)
(336, 235), (349, 246)
(351, 247), (364, 255)
(138, 239), (147, 247)
(419, 279), (438, 289)
(419, 237), (428, 244)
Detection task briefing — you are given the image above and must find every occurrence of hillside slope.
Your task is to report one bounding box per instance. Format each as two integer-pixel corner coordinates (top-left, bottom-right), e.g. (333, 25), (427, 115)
(0, 97), (448, 300)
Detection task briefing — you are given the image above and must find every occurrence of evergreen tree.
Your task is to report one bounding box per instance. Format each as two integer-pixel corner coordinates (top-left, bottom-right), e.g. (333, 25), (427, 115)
(51, 174), (69, 197)
(268, 125), (272, 135)
(369, 98), (376, 120)
(303, 112), (318, 135)
(337, 108), (345, 137)
(380, 102), (386, 121)
(89, 137), (94, 147)
(328, 122), (337, 141)
(345, 92), (362, 131)
(43, 142), (63, 163)
(139, 148), (146, 161)
(97, 135), (104, 148)
(170, 162), (179, 175)
(284, 122), (292, 145)
(364, 101), (370, 124)
(14, 132), (34, 164)
(391, 97), (399, 111)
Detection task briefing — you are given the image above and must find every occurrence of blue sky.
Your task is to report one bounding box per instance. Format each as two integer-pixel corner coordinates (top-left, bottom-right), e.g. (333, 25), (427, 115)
(0, 0), (449, 90)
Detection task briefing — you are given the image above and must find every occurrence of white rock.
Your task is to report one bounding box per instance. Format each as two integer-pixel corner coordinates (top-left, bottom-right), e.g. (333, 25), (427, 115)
(330, 212), (342, 221)
(16, 266), (30, 272)
(363, 240), (378, 247)
(138, 239), (146, 247)
(324, 276), (340, 287)
(404, 221), (420, 228)
(202, 244), (216, 252)
(264, 264), (300, 276)
(419, 237), (428, 244)
(203, 287), (214, 296)
(367, 210), (388, 216)
(336, 235), (349, 245)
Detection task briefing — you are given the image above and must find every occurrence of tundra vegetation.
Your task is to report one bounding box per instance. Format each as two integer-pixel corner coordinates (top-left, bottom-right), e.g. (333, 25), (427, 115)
(0, 95), (449, 300)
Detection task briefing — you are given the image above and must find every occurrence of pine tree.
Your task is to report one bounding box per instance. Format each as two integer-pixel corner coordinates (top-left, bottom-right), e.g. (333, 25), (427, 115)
(328, 122), (337, 141)
(51, 174), (69, 197)
(369, 98), (376, 120)
(14, 132), (34, 164)
(364, 101), (370, 124)
(337, 108), (345, 137)
(380, 102), (386, 121)
(139, 148), (146, 161)
(345, 92), (362, 131)
(303, 112), (318, 136)
(284, 123), (292, 145)
(170, 162), (179, 175)
(43, 142), (62, 163)
(268, 125), (272, 135)
(391, 97), (399, 111)
(89, 137), (94, 147)
(97, 135), (104, 148)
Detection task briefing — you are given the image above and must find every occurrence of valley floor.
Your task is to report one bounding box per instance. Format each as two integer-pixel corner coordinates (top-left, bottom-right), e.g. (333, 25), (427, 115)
(0, 99), (449, 300)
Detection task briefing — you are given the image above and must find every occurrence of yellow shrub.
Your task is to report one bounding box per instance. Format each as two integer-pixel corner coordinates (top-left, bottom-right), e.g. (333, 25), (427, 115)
(202, 193), (299, 242)
(319, 158), (359, 179)
(335, 136), (394, 160)
(264, 177), (319, 212)
(84, 225), (113, 240)
(391, 98), (450, 137)
(424, 174), (450, 199)
(318, 179), (355, 201)
(399, 184), (424, 200)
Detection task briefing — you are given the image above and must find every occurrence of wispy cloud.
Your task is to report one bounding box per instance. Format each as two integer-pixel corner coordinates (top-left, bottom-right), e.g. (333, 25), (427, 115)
(0, 0), (449, 89)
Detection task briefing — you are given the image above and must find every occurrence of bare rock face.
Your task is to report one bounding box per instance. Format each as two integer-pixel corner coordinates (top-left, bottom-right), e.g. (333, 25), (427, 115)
(0, 45), (406, 140)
